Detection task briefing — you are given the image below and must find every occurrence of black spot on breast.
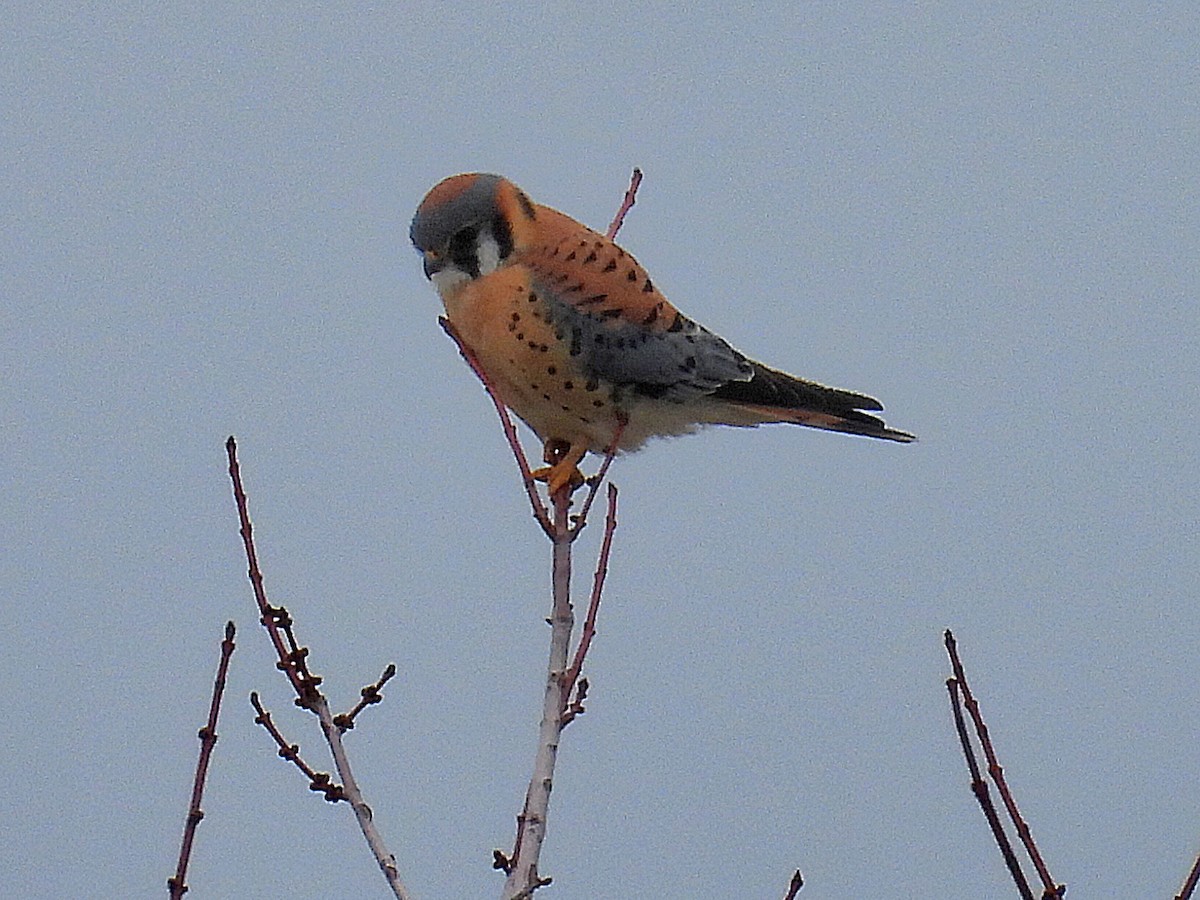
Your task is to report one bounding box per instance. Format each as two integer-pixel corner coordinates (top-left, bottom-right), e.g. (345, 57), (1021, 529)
(539, 344), (549, 352)
(667, 313), (686, 332)
(563, 380), (574, 390)
(626, 269), (638, 281)
(516, 332), (524, 340)
(685, 335), (696, 343)
(543, 394), (552, 401)
(642, 305), (659, 326)
(547, 366), (557, 375)
(565, 282), (584, 294)
(585, 379), (599, 391)
(602, 260), (617, 272)
(511, 312), (520, 321)
(528, 341), (539, 350)
(528, 292), (538, 303)
(565, 250), (577, 261)
(583, 251), (598, 264)
(593, 399), (605, 408)
(642, 279), (654, 293)
(578, 293), (608, 306)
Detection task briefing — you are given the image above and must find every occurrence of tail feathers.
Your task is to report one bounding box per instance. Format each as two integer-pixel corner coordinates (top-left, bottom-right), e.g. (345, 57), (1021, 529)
(711, 361), (915, 443)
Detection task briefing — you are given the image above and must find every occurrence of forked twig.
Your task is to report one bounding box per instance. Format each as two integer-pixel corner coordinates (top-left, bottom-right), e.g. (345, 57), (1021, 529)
(168, 621), (236, 899)
(944, 630), (1065, 899)
(226, 437), (410, 900)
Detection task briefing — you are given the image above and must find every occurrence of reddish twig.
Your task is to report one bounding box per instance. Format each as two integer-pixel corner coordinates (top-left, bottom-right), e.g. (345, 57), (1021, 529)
(334, 663), (397, 732)
(605, 167), (643, 240)
(1177, 848), (1200, 900)
(947, 677), (1033, 900)
(251, 691), (346, 803)
(944, 630), (1065, 899)
(782, 869), (804, 899)
(226, 437), (320, 705)
(438, 318), (553, 535)
(168, 621), (236, 899)
(569, 417), (625, 538)
(560, 483), (618, 724)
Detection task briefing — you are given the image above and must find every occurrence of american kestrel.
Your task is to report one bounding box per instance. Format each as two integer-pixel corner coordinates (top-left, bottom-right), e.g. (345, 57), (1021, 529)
(411, 173), (913, 493)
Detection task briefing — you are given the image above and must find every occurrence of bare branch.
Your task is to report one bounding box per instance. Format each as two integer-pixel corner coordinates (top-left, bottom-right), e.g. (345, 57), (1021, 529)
(227, 437), (410, 900)
(168, 621), (236, 899)
(944, 630), (1065, 899)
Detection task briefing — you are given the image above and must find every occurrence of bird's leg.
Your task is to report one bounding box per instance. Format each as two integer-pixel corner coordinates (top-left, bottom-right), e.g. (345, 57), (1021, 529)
(531, 439), (587, 496)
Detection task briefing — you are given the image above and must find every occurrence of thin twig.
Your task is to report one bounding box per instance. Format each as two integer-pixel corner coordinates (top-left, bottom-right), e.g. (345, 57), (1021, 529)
(227, 437), (410, 900)
(947, 678), (1033, 900)
(561, 484), (618, 723)
(782, 869), (804, 899)
(334, 664), (398, 731)
(438, 318), (553, 535)
(944, 630), (1064, 899)
(168, 621), (236, 899)
(1177, 847), (1200, 900)
(226, 437), (315, 703)
(251, 691), (345, 802)
(605, 167), (643, 240)
(569, 417), (625, 539)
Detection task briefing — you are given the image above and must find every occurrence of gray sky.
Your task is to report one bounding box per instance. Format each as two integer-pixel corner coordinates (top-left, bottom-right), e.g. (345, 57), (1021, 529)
(4, 4), (1198, 898)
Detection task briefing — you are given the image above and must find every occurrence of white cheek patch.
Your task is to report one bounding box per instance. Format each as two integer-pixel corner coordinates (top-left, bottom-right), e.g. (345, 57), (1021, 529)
(431, 267), (470, 299)
(476, 233), (501, 276)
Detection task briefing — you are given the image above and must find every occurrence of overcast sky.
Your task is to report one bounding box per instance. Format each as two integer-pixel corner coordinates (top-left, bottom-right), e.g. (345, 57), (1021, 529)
(4, 4), (1199, 898)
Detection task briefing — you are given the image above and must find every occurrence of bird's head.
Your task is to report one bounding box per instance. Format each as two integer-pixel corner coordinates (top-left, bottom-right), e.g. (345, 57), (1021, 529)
(410, 173), (538, 297)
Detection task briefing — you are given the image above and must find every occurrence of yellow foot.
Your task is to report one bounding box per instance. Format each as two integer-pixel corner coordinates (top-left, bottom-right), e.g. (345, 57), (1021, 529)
(531, 440), (589, 496)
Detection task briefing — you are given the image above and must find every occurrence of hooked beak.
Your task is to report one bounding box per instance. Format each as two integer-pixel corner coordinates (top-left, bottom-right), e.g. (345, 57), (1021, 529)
(422, 252), (444, 280)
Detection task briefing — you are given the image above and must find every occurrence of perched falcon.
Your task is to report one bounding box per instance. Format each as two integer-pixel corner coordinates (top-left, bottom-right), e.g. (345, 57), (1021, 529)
(411, 173), (913, 492)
